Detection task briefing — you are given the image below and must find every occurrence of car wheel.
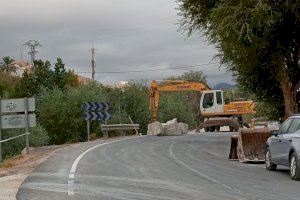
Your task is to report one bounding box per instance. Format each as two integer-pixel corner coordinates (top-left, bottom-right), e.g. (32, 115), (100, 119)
(290, 152), (300, 181)
(265, 147), (277, 171)
(215, 126), (220, 131)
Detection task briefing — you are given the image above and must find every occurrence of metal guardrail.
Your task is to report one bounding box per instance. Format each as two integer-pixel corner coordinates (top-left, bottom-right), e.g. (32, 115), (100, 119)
(101, 124), (140, 131)
(101, 124), (140, 138)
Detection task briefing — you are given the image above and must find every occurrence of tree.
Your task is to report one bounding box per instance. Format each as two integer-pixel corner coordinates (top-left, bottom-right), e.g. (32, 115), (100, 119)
(167, 70), (207, 83)
(0, 56), (16, 74)
(180, 70), (207, 83)
(178, 0), (300, 119)
(14, 70), (36, 97)
(0, 71), (19, 98)
(66, 70), (80, 88)
(33, 60), (53, 90)
(14, 58), (74, 97)
(52, 58), (67, 91)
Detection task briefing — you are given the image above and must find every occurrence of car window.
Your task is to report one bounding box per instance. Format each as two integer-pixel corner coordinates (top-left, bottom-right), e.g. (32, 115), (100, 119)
(288, 118), (300, 134)
(279, 118), (293, 134)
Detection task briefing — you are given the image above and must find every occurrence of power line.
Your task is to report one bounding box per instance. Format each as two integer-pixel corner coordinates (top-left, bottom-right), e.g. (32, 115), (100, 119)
(76, 62), (219, 74)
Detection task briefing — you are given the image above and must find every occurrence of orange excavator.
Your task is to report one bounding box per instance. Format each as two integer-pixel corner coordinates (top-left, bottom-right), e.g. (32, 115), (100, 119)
(149, 80), (256, 132)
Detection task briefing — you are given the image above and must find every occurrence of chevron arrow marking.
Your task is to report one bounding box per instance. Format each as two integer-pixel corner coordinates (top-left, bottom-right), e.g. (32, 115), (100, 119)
(83, 102), (110, 111)
(83, 111), (111, 121)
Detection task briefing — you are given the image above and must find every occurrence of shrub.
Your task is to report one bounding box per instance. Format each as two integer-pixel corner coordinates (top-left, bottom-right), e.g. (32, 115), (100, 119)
(1, 129), (24, 159)
(158, 92), (197, 128)
(120, 81), (149, 133)
(29, 124), (49, 147)
(36, 83), (108, 144)
(1, 124), (48, 158)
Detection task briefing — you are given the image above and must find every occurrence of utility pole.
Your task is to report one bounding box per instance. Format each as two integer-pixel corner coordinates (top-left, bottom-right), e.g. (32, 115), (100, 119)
(91, 43), (96, 80)
(24, 40), (42, 66)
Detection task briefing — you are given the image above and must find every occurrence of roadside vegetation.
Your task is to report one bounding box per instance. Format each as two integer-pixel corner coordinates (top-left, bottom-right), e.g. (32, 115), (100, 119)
(0, 57), (215, 158)
(2, 0), (299, 157)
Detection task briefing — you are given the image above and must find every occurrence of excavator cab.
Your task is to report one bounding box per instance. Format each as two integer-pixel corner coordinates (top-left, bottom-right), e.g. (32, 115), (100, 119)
(200, 90), (224, 115)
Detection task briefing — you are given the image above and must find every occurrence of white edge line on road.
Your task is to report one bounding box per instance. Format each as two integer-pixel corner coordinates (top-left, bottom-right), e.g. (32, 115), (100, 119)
(68, 136), (139, 196)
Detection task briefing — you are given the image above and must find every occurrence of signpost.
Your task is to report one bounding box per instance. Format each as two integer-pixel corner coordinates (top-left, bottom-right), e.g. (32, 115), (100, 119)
(0, 97), (36, 162)
(83, 102), (111, 141)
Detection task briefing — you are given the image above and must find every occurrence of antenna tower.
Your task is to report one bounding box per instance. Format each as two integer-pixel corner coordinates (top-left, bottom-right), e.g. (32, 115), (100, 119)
(24, 40), (42, 65)
(91, 44), (96, 80)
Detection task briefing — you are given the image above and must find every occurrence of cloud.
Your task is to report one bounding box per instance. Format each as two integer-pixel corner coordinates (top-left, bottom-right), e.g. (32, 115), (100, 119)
(0, 0), (234, 86)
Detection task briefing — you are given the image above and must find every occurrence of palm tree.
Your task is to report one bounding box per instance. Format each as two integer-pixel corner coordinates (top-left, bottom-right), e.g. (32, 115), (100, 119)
(0, 56), (16, 74)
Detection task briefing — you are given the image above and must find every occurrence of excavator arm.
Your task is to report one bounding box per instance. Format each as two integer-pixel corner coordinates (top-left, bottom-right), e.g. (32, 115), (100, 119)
(149, 80), (210, 121)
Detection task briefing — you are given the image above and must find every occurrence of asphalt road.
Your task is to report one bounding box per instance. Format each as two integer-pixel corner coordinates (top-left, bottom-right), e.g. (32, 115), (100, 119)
(17, 132), (300, 200)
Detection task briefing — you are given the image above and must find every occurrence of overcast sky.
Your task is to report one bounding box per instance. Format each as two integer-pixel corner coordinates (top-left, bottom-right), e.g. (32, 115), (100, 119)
(0, 0), (234, 87)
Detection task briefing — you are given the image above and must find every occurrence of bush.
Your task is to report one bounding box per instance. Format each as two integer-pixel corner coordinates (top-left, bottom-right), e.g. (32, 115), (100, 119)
(35, 80), (202, 144)
(158, 92), (197, 128)
(120, 81), (149, 133)
(1, 124), (48, 159)
(1, 129), (25, 159)
(0, 71), (19, 98)
(36, 83), (108, 144)
(29, 124), (49, 147)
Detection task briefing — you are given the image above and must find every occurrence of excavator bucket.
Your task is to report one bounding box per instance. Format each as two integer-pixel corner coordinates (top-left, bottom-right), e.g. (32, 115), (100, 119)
(228, 128), (270, 162)
(228, 135), (239, 160)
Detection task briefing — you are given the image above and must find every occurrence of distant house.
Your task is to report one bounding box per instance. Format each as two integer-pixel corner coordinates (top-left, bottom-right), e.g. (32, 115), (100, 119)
(78, 76), (93, 84)
(11, 61), (94, 86)
(110, 81), (128, 91)
(11, 60), (32, 77)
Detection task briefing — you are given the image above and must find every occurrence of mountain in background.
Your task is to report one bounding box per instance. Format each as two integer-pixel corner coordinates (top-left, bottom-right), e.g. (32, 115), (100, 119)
(213, 82), (236, 90)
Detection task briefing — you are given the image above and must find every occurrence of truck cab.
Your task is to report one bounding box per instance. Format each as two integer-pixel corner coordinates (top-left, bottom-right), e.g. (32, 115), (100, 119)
(200, 90), (224, 115)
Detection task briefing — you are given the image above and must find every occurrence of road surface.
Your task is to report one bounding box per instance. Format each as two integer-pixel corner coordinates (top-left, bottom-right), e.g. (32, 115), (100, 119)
(17, 132), (300, 200)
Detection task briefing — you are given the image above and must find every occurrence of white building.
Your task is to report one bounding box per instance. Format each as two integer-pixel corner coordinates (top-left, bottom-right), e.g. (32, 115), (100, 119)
(11, 60), (32, 77)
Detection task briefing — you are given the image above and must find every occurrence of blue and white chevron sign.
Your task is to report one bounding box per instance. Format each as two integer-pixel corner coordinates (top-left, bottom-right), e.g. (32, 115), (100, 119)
(83, 111), (111, 121)
(83, 102), (110, 111)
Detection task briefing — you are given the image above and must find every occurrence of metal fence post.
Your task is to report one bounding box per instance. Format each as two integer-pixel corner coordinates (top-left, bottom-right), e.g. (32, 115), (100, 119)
(0, 99), (2, 162)
(87, 120), (90, 141)
(24, 97), (29, 154)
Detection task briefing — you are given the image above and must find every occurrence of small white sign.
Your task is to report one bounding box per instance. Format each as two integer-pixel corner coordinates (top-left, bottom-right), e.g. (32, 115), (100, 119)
(1, 114), (36, 129)
(1, 98), (35, 113)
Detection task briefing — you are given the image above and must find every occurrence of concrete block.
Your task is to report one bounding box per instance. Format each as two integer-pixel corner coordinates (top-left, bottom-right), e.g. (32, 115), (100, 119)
(179, 123), (189, 134)
(147, 121), (163, 136)
(161, 118), (181, 136)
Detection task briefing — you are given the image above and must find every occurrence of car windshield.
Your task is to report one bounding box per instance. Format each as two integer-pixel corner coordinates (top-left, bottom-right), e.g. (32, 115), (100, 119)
(288, 118), (300, 133)
(279, 118), (293, 134)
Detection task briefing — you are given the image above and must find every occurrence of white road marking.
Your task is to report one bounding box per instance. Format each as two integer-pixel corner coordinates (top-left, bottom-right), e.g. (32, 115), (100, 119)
(67, 137), (139, 196)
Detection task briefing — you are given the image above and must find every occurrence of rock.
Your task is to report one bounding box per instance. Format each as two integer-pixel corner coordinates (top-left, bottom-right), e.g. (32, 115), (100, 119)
(161, 118), (181, 136)
(21, 147), (34, 155)
(179, 123), (189, 134)
(147, 121), (163, 136)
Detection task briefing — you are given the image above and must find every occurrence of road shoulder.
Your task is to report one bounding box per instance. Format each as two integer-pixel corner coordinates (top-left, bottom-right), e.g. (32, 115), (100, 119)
(0, 143), (80, 200)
